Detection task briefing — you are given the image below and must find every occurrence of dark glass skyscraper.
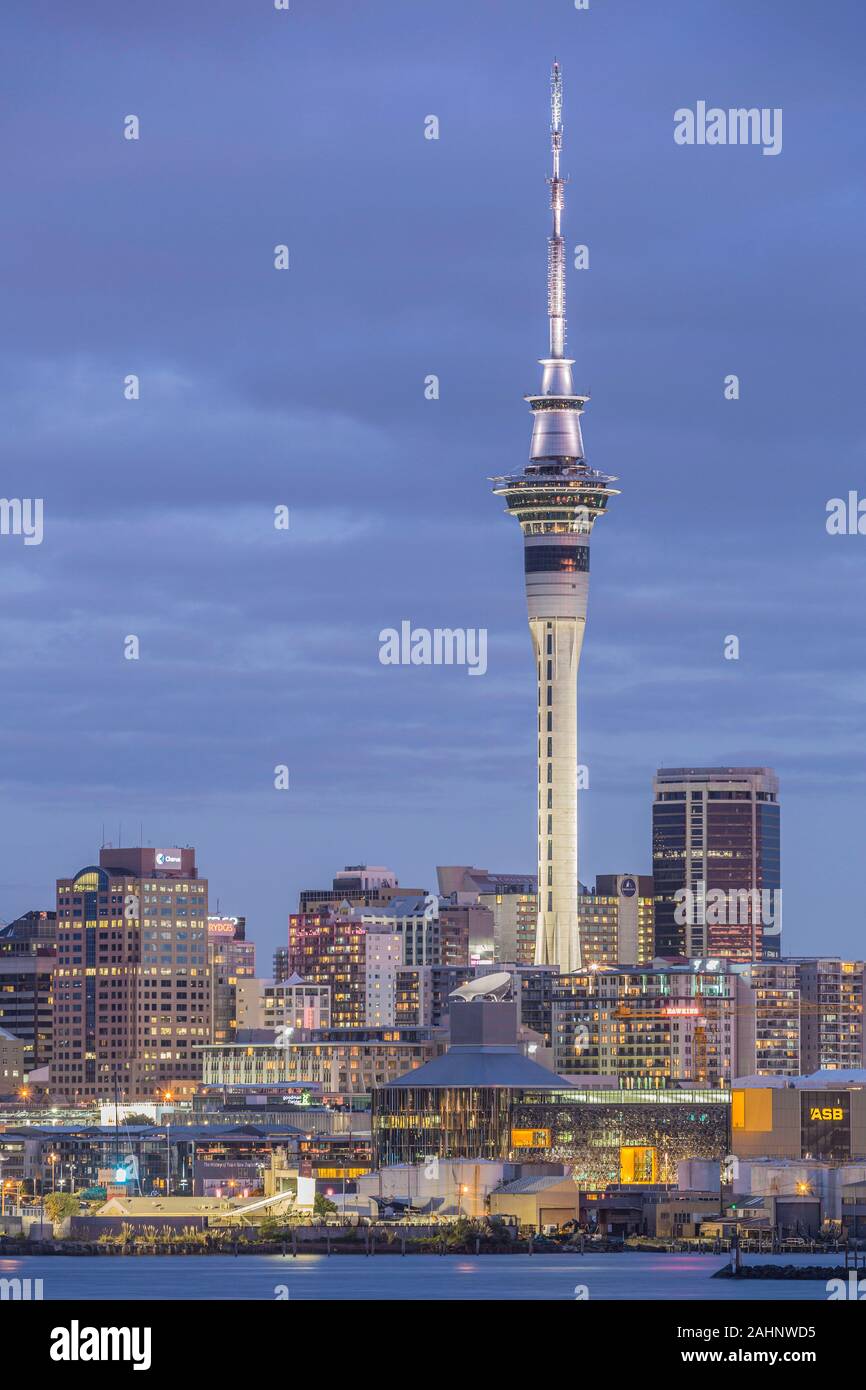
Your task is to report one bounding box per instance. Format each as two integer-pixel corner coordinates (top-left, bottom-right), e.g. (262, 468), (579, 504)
(652, 768), (781, 962)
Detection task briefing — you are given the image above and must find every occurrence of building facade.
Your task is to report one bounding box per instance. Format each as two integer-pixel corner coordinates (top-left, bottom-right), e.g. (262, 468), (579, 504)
(51, 846), (210, 1101)
(579, 875), (654, 967)
(795, 958), (864, 1073)
(0, 910), (56, 1068)
(436, 866), (538, 965)
(652, 767), (781, 961)
(202, 1026), (443, 1100)
(207, 915), (255, 1045)
(235, 975), (331, 1034)
(733, 960), (801, 1077)
(553, 962), (738, 1089)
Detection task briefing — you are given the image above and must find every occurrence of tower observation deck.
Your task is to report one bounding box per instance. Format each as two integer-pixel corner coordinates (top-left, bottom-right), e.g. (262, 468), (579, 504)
(491, 62), (619, 974)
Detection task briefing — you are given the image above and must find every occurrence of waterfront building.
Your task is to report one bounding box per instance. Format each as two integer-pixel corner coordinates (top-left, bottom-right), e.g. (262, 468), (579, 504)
(491, 63), (619, 972)
(732, 1069), (866, 1163)
(652, 767), (781, 961)
(372, 991), (729, 1184)
(202, 1025), (444, 1101)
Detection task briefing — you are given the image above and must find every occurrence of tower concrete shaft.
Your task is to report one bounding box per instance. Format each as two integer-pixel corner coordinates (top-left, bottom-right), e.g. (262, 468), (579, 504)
(491, 63), (619, 974)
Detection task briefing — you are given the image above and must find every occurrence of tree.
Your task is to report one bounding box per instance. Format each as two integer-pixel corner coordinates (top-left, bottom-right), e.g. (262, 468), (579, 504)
(44, 1192), (80, 1225)
(314, 1193), (338, 1217)
(258, 1214), (284, 1240)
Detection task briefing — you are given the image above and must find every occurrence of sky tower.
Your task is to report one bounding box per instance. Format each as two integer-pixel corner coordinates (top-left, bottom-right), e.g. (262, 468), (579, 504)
(492, 62), (619, 973)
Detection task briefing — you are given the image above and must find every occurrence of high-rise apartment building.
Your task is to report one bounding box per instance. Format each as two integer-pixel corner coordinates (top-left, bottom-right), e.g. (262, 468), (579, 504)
(732, 960), (801, 1078)
(580, 875), (654, 966)
(491, 64), (619, 972)
(360, 897), (469, 968)
(794, 957), (864, 1073)
(553, 962), (738, 1089)
(234, 975), (330, 1034)
(207, 915), (255, 1044)
(51, 846), (210, 1101)
(287, 910), (367, 1028)
(0, 910), (56, 1068)
(298, 865), (425, 916)
(653, 767), (781, 961)
(437, 866), (537, 965)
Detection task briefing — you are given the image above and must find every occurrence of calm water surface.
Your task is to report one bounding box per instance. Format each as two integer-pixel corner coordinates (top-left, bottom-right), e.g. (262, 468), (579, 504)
(0, 1251), (844, 1300)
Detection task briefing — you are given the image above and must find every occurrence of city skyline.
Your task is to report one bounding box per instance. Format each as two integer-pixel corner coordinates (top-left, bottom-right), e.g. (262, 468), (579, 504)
(3, 0), (865, 966)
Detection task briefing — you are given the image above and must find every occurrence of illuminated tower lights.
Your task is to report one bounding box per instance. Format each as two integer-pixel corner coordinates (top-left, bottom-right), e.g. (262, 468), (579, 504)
(492, 62), (619, 973)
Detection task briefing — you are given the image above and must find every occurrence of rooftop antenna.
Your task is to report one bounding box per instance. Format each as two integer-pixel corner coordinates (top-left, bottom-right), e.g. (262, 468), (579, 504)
(547, 58), (567, 359)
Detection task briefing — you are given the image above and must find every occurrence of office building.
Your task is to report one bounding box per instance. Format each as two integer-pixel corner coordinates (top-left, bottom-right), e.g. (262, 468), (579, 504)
(652, 767), (781, 961)
(51, 846), (210, 1101)
(286, 906), (453, 1028)
(362, 896), (470, 968)
(0, 910), (56, 1068)
(0, 1027), (26, 1096)
(732, 1070), (866, 1163)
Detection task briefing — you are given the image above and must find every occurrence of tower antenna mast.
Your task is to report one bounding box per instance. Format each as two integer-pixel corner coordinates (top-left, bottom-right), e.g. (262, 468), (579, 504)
(547, 59), (566, 359)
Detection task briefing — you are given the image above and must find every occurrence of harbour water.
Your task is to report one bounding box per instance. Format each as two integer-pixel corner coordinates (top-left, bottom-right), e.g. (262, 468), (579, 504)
(0, 1251), (845, 1300)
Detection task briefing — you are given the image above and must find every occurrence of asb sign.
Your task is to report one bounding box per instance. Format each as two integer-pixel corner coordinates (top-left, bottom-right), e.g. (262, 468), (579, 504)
(801, 1090), (850, 1161)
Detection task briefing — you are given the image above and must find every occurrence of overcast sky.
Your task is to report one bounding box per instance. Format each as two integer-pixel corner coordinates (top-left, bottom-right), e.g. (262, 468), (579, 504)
(2, 0), (864, 964)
